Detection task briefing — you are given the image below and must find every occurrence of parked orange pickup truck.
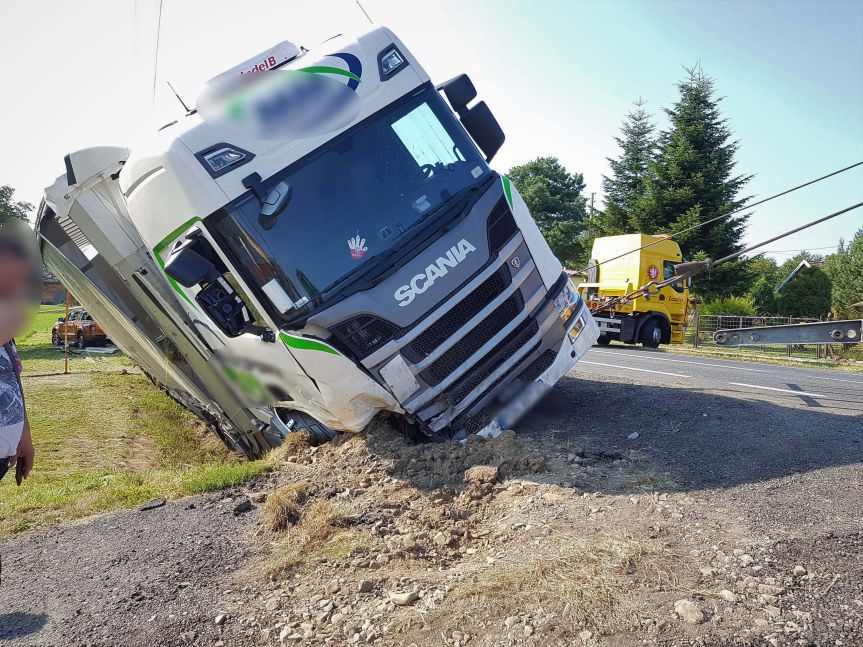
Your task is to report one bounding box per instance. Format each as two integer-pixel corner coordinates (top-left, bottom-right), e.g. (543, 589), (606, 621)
(52, 308), (109, 349)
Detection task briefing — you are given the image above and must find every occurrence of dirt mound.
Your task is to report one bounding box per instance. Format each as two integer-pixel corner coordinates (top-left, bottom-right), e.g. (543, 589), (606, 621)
(236, 422), (672, 646)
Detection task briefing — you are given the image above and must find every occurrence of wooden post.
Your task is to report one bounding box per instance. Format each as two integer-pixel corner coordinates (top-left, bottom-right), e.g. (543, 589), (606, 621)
(64, 290), (71, 375)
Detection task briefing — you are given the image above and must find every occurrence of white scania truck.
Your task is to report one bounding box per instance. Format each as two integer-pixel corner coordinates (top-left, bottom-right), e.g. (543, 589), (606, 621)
(36, 27), (598, 458)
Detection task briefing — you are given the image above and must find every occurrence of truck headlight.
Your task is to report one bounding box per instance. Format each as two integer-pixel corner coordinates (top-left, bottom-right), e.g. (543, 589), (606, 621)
(553, 280), (581, 328)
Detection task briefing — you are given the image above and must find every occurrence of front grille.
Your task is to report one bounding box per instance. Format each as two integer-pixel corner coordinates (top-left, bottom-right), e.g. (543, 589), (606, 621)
(331, 315), (399, 357)
(487, 197), (518, 255)
(443, 318), (539, 407)
(404, 266), (510, 361)
(518, 349), (556, 382)
(419, 292), (523, 386)
(461, 408), (492, 435)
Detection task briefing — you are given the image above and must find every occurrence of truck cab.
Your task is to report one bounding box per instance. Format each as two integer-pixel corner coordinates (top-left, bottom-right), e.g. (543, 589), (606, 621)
(37, 26), (598, 456)
(579, 234), (690, 347)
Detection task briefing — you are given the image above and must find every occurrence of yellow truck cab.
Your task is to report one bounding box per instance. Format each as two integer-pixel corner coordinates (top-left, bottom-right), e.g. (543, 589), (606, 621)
(577, 234), (690, 347)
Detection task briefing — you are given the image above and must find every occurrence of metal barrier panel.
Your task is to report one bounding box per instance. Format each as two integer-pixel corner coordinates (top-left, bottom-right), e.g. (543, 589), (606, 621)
(684, 313), (828, 359)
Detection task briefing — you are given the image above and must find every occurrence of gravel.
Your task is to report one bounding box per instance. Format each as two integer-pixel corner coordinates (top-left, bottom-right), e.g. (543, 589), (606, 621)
(1, 365), (861, 646)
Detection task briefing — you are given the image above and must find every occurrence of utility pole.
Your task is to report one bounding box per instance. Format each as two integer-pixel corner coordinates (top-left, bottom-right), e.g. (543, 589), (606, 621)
(589, 193), (595, 220)
(64, 290), (71, 375)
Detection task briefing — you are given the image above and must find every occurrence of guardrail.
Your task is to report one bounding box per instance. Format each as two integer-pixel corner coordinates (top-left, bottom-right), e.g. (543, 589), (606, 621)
(683, 313), (855, 360)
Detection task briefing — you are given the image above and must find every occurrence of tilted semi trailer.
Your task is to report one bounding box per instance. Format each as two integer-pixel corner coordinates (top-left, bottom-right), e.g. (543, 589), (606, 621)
(36, 26), (598, 458)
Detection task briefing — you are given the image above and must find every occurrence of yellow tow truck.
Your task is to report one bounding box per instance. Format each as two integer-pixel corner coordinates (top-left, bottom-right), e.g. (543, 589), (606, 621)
(577, 234), (691, 347)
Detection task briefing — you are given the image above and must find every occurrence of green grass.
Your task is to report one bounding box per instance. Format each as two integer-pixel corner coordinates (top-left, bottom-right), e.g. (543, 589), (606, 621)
(667, 343), (863, 372)
(0, 306), (273, 536)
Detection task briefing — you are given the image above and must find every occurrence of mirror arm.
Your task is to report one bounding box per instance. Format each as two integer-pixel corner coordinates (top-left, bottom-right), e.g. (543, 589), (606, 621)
(242, 172), (265, 203)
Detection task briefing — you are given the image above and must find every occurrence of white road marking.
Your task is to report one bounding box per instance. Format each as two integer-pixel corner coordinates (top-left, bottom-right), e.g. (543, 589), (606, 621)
(809, 375), (863, 385)
(729, 383), (826, 398)
(590, 349), (769, 372)
(579, 360), (690, 378)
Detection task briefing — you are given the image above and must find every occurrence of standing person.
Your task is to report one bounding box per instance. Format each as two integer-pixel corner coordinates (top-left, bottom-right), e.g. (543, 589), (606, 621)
(0, 222), (39, 486)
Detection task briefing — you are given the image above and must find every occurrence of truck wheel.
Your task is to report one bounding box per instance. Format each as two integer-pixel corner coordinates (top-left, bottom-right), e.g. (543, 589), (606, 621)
(640, 319), (662, 348)
(596, 334), (612, 347)
(76, 332), (86, 350)
(52, 331), (60, 346)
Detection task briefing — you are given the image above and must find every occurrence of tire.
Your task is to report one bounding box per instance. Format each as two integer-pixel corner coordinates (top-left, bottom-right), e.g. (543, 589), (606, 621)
(596, 334), (612, 347)
(76, 332), (86, 350)
(640, 319), (663, 349)
(52, 331), (60, 347)
(289, 411), (339, 444)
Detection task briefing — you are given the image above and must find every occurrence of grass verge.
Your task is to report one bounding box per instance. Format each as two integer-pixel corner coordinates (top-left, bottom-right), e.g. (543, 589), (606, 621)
(602, 340), (862, 373)
(0, 306), (273, 537)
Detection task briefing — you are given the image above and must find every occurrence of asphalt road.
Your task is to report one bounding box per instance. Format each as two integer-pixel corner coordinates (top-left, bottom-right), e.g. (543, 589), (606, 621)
(573, 345), (863, 417)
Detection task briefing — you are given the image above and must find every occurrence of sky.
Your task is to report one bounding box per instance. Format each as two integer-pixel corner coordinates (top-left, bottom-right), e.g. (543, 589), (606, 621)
(1, 0), (861, 263)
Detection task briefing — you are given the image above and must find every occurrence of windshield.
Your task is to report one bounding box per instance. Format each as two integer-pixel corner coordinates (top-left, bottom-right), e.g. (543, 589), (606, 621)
(208, 85), (490, 322)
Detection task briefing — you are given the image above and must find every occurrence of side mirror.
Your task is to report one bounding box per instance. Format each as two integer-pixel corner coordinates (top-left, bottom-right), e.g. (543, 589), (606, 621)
(259, 181), (293, 231)
(460, 102), (505, 162)
(437, 74), (477, 115)
(243, 173), (293, 231)
(57, 317), (65, 322)
(164, 243), (221, 288)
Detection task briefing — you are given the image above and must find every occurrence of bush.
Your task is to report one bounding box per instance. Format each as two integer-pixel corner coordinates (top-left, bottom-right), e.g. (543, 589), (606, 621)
(776, 269), (832, 318)
(747, 277), (778, 315)
(699, 296), (756, 316)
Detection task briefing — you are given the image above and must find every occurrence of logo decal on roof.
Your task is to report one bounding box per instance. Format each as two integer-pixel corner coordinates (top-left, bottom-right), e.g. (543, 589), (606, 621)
(197, 52), (363, 141)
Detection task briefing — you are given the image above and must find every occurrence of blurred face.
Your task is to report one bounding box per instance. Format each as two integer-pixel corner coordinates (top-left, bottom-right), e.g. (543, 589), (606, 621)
(0, 253), (32, 344)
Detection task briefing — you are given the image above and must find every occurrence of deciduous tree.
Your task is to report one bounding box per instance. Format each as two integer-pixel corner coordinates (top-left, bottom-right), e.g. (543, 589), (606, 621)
(0, 185), (33, 225)
(507, 157), (588, 267)
(825, 228), (863, 318)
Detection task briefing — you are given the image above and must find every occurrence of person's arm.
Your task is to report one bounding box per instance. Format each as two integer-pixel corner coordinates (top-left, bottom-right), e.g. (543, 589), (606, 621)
(9, 413), (34, 478)
(6, 342), (33, 478)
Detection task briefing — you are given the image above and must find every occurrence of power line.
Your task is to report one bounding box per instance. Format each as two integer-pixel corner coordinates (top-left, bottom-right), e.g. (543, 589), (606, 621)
(356, 0), (373, 24)
(712, 202), (862, 265)
(756, 245), (839, 254)
(151, 0), (164, 107)
(578, 159), (863, 274)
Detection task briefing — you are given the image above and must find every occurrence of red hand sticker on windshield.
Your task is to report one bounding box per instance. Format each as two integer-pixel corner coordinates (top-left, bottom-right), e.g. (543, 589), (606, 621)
(348, 234), (367, 260)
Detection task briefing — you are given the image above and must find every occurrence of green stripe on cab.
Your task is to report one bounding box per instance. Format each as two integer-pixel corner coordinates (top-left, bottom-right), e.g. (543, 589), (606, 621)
(279, 332), (341, 355)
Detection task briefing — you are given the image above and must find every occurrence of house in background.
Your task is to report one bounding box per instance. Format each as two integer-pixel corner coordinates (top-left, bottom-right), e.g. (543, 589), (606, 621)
(41, 264), (66, 304)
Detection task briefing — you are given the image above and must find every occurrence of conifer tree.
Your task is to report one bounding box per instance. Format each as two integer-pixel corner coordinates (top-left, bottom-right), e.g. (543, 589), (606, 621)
(641, 67), (752, 298)
(599, 98), (656, 235)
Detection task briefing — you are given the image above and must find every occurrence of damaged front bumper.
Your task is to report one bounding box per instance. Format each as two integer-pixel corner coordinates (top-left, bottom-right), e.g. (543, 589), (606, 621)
(477, 302), (599, 438)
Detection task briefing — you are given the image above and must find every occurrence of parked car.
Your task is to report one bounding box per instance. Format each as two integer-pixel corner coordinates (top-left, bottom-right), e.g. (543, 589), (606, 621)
(52, 308), (109, 349)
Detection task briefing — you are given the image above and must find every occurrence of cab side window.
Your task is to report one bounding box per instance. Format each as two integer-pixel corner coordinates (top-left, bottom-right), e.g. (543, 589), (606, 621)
(663, 260), (685, 293)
